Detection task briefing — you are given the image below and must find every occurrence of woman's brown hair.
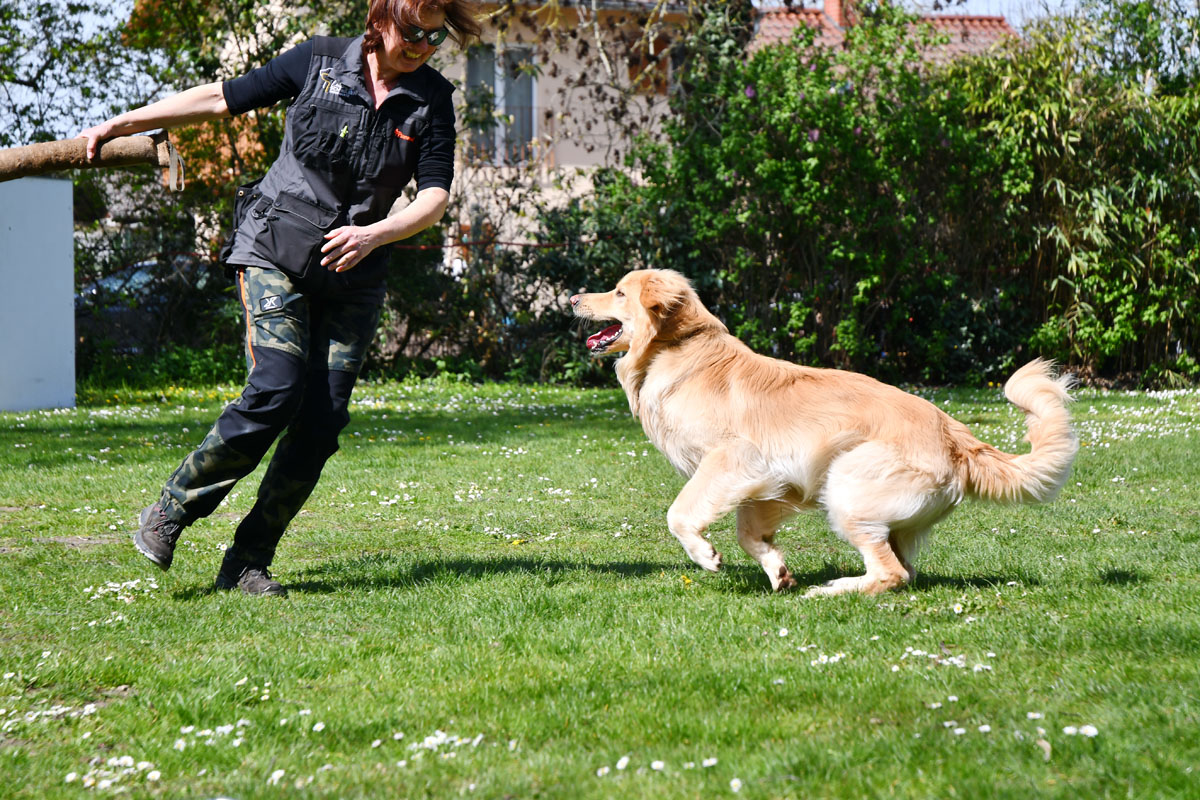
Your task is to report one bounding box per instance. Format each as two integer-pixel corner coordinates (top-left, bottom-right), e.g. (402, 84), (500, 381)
(363, 0), (482, 53)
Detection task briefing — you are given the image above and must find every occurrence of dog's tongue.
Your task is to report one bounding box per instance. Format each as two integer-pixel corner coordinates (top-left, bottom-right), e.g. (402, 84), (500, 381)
(587, 324), (622, 350)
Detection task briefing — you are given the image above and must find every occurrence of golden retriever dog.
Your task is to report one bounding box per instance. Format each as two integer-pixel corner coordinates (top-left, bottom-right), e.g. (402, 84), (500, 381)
(570, 269), (1077, 596)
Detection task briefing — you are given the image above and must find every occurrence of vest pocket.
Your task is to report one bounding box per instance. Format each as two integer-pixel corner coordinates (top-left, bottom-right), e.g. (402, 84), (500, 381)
(251, 192), (342, 292)
(219, 178), (264, 264)
(292, 103), (358, 172)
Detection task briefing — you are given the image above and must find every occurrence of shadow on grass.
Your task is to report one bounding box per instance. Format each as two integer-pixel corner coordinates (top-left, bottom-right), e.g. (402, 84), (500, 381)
(171, 554), (680, 600)
(288, 554), (683, 594)
(1098, 568), (1147, 586)
(171, 554), (1038, 600)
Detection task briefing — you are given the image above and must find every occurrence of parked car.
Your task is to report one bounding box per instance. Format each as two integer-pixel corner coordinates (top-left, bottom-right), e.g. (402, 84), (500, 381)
(75, 255), (220, 356)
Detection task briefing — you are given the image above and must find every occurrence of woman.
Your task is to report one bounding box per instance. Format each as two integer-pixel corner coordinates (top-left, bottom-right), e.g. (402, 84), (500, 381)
(79, 0), (481, 596)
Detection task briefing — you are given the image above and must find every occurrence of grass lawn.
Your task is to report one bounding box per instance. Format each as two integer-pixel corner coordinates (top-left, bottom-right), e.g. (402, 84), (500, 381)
(1, 376), (1198, 798)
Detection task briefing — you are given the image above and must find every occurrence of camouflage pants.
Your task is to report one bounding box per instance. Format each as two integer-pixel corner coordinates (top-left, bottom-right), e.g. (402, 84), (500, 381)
(159, 266), (381, 566)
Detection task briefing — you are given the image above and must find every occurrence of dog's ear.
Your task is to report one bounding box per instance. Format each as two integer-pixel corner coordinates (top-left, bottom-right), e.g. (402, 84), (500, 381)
(640, 271), (688, 324)
(627, 271), (687, 355)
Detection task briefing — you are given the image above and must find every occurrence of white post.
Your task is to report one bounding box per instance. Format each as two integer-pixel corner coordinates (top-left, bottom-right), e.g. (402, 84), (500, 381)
(0, 176), (75, 411)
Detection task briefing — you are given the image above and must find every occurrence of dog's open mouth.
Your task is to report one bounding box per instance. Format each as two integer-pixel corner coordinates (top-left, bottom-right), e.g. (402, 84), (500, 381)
(586, 324), (623, 353)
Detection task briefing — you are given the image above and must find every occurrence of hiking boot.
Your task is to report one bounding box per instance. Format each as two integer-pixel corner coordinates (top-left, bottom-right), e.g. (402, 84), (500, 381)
(214, 556), (287, 597)
(133, 503), (184, 571)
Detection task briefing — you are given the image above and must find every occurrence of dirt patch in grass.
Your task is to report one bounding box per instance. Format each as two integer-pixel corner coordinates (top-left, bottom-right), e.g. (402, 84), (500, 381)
(32, 536), (112, 549)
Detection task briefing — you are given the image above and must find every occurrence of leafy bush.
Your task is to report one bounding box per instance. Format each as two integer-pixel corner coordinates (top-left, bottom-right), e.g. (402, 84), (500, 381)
(583, 3), (1031, 383)
(956, 0), (1199, 381)
(570, 0), (1198, 386)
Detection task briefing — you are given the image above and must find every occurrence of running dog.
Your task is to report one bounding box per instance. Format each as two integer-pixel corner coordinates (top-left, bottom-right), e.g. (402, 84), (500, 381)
(570, 269), (1077, 595)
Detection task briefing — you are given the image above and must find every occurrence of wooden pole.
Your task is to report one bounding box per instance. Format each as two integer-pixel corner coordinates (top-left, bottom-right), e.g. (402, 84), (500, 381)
(0, 132), (185, 190)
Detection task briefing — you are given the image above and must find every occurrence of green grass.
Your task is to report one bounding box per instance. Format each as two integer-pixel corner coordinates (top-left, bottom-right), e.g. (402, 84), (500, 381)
(1, 376), (1198, 799)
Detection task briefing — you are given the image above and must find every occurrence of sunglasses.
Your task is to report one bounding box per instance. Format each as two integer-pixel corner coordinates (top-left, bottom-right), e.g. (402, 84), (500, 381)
(400, 24), (450, 47)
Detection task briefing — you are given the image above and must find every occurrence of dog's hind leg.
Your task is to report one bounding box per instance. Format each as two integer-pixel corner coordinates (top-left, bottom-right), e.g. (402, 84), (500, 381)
(805, 515), (911, 597)
(737, 500), (797, 592)
(806, 444), (949, 597)
(888, 526), (930, 584)
(666, 447), (769, 574)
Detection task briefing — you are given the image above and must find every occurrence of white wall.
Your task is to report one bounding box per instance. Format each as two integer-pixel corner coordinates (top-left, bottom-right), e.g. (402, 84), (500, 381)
(0, 177), (75, 411)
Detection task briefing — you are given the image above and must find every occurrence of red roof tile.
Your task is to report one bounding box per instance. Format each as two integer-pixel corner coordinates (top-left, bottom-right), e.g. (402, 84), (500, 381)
(752, 9), (846, 52)
(751, 6), (1017, 60)
(918, 15), (1018, 61)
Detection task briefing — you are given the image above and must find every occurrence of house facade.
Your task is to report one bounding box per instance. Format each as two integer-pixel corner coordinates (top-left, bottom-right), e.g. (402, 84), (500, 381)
(436, 0), (689, 176)
(442, 0), (1017, 178)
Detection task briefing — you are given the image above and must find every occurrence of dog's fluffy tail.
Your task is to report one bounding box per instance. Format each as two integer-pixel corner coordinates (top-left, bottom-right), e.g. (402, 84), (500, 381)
(956, 359), (1078, 504)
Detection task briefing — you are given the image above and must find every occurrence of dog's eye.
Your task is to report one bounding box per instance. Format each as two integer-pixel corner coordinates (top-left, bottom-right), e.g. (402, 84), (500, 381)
(615, 290), (624, 298)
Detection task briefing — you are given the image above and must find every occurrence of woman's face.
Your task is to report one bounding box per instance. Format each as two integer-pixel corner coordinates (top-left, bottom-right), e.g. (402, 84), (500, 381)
(376, 6), (448, 75)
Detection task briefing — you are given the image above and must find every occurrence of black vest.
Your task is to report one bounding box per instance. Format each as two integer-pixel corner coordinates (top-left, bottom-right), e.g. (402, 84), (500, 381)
(224, 36), (455, 293)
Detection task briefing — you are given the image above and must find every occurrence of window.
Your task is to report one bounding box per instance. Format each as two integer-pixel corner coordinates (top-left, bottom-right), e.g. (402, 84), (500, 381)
(465, 44), (536, 165)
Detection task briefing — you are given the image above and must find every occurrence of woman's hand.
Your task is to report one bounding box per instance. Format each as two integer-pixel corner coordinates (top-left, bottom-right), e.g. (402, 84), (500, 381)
(77, 122), (117, 162)
(74, 82), (230, 162)
(321, 225), (384, 272)
(320, 187), (449, 272)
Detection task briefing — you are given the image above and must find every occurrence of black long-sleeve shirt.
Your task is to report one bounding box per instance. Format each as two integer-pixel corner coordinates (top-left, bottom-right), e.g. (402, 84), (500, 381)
(222, 40), (455, 192)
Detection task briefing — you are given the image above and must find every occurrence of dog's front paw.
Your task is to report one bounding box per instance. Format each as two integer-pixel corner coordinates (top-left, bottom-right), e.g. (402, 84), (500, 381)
(772, 567), (797, 593)
(690, 548), (722, 573)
